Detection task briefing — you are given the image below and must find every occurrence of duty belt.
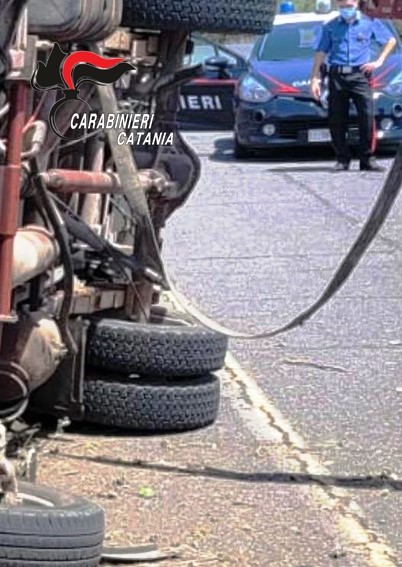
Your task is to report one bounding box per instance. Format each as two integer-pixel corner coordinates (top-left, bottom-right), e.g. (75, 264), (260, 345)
(330, 65), (362, 74)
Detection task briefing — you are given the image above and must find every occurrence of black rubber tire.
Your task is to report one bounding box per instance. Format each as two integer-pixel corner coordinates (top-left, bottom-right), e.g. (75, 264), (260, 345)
(84, 373), (220, 431)
(0, 481), (104, 566)
(86, 317), (228, 377)
(121, 0), (276, 34)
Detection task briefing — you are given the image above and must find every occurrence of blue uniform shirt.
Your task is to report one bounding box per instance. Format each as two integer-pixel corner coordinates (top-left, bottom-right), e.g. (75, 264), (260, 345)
(316, 12), (393, 65)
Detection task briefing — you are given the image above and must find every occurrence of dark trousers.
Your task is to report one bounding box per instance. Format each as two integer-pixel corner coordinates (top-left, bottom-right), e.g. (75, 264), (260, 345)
(328, 69), (374, 164)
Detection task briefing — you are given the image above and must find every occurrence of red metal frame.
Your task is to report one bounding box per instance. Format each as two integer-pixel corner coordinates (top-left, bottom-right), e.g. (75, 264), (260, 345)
(0, 82), (28, 321)
(41, 169), (121, 194)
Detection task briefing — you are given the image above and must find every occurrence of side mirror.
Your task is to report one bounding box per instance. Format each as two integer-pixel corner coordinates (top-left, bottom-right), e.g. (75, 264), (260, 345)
(204, 55), (232, 70)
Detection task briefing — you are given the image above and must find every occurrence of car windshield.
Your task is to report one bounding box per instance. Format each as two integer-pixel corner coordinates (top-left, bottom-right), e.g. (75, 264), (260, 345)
(256, 19), (399, 62)
(257, 22), (324, 61)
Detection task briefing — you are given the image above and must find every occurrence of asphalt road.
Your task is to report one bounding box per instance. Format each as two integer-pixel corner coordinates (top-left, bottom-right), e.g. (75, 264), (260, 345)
(162, 132), (402, 564)
(38, 132), (402, 566)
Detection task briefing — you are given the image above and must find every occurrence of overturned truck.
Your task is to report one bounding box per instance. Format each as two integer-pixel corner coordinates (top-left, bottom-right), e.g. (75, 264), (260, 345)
(0, 0), (277, 432)
(0, 0), (276, 565)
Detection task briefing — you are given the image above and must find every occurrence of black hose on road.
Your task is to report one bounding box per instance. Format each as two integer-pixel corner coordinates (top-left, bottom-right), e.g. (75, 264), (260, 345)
(170, 142), (402, 340)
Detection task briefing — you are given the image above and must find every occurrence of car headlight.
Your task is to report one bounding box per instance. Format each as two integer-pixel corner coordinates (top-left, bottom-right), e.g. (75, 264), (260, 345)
(383, 71), (402, 96)
(238, 75), (272, 103)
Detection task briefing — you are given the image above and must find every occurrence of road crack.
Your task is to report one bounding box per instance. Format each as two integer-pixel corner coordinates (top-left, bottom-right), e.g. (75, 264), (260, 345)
(280, 357), (348, 374)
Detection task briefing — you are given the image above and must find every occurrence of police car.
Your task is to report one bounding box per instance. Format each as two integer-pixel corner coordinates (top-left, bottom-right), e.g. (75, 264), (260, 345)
(178, 34), (248, 130)
(234, 2), (402, 157)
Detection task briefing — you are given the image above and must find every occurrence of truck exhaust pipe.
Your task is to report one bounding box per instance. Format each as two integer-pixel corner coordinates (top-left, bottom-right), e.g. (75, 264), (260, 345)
(12, 226), (59, 287)
(0, 227), (62, 415)
(0, 313), (67, 404)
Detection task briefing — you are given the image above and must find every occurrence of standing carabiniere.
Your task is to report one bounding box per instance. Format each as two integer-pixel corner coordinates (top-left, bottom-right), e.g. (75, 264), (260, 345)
(310, 0), (396, 171)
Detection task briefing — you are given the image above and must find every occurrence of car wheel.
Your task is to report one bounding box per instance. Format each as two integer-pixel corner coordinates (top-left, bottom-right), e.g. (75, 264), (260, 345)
(83, 373), (220, 432)
(121, 0), (276, 33)
(86, 316), (228, 377)
(234, 138), (251, 159)
(0, 481), (104, 566)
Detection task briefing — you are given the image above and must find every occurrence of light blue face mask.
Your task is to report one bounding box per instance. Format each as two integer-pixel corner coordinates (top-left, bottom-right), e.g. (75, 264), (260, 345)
(339, 6), (357, 19)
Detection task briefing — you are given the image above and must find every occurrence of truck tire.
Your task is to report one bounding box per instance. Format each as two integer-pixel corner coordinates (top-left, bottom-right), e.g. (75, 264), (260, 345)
(84, 373), (220, 431)
(86, 317), (228, 377)
(0, 481), (104, 566)
(121, 0), (276, 34)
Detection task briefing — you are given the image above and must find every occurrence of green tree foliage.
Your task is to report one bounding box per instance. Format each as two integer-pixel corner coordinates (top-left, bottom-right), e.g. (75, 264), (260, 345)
(293, 0), (319, 12)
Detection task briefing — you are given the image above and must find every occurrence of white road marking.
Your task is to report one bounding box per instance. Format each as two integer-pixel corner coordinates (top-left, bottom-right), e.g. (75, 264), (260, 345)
(165, 289), (398, 566)
(220, 353), (397, 567)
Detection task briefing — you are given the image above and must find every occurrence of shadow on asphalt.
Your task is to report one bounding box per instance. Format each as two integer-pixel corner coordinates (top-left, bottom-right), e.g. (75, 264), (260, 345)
(210, 135), (396, 169)
(25, 416), (181, 440)
(67, 422), (182, 438)
(53, 451), (402, 493)
(25, 412), (230, 440)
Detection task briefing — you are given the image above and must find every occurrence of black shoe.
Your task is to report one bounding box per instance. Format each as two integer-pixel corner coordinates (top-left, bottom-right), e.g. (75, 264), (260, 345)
(359, 158), (384, 171)
(333, 161), (350, 171)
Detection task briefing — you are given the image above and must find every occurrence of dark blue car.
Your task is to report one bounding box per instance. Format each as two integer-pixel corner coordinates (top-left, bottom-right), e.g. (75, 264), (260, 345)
(234, 11), (402, 157)
(179, 34), (248, 130)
